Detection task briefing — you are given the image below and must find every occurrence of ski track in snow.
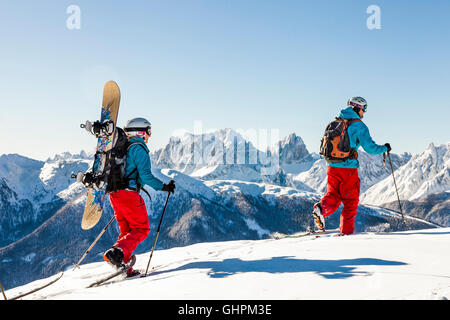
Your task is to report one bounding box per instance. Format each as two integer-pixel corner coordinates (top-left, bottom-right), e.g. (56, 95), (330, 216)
(4, 228), (450, 300)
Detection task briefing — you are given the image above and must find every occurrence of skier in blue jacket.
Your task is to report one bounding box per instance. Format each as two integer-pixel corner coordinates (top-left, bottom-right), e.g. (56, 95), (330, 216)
(313, 97), (391, 235)
(103, 117), (175, 277)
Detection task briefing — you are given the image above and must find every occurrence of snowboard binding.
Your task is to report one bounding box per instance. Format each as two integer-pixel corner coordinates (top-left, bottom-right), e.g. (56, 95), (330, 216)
(81, 120), (115, 138)
(71, 171), (105, 190)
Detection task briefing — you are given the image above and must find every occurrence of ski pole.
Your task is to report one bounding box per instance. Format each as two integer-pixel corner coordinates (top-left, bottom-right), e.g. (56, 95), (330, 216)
(144, 192), (171, 276)
(73, 215), (116, 270)
(0, 282), (7, 300)
(387, 151), (406, 226)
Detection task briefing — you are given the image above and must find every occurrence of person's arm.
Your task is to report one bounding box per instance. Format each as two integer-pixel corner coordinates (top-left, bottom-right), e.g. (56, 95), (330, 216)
(353, 122), (388, 155)
(131, 145), (164, 191)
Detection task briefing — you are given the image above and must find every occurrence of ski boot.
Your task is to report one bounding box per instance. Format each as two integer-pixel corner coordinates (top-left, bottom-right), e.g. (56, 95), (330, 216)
(126, 268), (141, 279)
(103, 247), (124, 268)
(312, 202), (326, 232)
(334, 232), (347, 237)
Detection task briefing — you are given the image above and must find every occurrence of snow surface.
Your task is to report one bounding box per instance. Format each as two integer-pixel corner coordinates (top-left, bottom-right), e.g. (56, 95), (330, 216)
(4, 228), (450, 300)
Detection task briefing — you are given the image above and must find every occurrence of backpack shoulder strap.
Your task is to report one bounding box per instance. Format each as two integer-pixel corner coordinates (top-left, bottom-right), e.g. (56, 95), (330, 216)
(124, 142), (149, 186)
(127, 141), (148, 153)
(347, 119), (362, 125)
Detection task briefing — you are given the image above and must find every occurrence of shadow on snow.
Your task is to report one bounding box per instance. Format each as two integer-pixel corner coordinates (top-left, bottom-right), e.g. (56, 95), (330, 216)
(153, 256), (407, 280)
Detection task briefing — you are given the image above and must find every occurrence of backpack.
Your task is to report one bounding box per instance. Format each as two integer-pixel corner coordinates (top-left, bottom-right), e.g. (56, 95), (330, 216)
(102, 127), (147, 193)
(319, 118), (361, 163)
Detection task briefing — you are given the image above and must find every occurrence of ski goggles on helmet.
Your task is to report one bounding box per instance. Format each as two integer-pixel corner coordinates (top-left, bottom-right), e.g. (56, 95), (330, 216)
(124, 126), (151, 137)
(348, 101), (368, 112)
(135, 131), (146, 138)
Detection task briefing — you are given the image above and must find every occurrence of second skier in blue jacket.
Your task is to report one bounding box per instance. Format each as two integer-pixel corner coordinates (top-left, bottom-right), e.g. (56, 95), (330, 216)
(312, 97), (391, 235)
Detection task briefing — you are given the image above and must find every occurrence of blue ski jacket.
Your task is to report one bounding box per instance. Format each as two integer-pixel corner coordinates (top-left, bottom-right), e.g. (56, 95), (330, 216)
(125, 136), (164, 191)
(328, 107), (388, 169)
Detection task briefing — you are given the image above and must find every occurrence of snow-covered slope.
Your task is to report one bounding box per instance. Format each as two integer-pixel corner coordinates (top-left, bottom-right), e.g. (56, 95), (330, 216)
(4, 228), (450, 300)
(0, 152), (90, 246)
(0, 152), (90, 204)
(362, 143), (450, 205)
(0, 154), (45, 200)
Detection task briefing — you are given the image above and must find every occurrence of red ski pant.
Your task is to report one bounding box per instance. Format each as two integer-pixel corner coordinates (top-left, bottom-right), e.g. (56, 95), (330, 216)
(320, 166), (360, 235)
(109, 190), (150, 264)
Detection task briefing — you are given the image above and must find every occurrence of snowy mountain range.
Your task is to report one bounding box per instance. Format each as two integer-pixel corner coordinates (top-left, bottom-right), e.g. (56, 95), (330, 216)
(0, 129), (448, 291)
(0, 153), (90, 247)
(361, 143), (450, 204)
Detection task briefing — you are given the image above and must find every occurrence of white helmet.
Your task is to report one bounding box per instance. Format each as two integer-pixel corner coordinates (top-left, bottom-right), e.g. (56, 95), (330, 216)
(347, 96), (368, 112)
(124, 117), (151, 137)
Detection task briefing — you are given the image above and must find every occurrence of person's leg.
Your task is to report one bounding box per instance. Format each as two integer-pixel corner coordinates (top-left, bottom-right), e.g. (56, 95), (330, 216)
(320, 166), (343, 217)
(103, 191), (131, 266)
(110, 191), (150, 264)
(339, 169), (360, 235)
(110, 192), (130, 243)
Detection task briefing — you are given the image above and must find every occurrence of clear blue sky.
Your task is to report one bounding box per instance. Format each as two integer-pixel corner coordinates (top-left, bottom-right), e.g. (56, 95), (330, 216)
(0, 0), (449, 160)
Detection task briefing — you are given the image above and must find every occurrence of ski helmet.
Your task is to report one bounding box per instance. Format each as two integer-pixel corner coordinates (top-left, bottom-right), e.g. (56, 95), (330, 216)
(347, 97), (368, 112)
(124, 117), (152, 138)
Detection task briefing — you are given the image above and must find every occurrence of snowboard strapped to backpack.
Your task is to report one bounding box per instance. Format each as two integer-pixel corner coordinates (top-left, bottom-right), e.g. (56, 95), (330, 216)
(319, 118), (361, 163)
(104, 127), (144, 193)
(76, 127), (147, 193)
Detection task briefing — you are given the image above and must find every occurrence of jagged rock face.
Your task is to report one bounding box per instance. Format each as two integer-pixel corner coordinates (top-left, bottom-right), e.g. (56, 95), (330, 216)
(152, 129), (317, 190)
(152, 129), (259, 173)
(277, 133), (310, 165)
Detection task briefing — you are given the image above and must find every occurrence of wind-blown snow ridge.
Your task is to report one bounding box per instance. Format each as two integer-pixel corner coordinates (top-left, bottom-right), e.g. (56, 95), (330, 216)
(5, 228), (450, 300)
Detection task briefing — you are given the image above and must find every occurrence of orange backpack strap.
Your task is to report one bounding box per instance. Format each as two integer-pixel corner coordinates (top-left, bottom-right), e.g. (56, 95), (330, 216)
(347, 119), (362, 125)
(346, 119), (361, 159)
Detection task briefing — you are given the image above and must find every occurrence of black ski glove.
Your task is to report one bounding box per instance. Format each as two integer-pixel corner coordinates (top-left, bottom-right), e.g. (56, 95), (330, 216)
(384, 143), (392, 153)
(162, 180), (176, 194)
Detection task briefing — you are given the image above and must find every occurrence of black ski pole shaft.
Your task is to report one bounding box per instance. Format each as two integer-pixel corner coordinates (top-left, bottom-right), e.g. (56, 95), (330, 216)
(144, 192), (171, 276)
(0, 282), (7, 300)
(387, 152), (406, 226)
(73, 215), (116, 271)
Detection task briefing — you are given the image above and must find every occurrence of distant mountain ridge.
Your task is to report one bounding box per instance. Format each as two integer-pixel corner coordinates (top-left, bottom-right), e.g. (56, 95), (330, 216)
(0, 153), (89, 247)
(361, 142), (450, 204)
